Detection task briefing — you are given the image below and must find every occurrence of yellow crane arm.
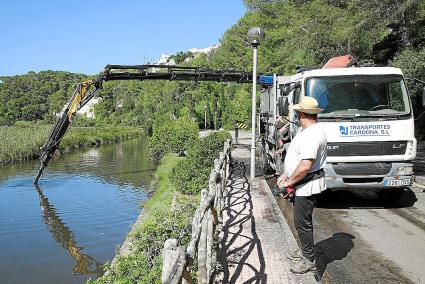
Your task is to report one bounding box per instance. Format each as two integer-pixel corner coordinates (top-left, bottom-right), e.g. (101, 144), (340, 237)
(66, 79), (100, 121)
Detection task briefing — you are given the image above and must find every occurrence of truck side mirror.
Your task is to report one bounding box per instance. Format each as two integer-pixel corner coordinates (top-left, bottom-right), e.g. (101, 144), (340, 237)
(422, 87), (425, 108)
(278, 96), (289, 116)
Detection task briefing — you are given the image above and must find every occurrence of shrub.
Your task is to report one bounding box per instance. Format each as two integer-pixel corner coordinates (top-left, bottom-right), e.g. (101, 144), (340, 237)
(169, 158), (211, 194)
(170, 131), (231, 195)
(390, 48), (425, 99)
(148, 117), (199, 160)
(188, 131), (231, 167)
(390, 48), (425, 139)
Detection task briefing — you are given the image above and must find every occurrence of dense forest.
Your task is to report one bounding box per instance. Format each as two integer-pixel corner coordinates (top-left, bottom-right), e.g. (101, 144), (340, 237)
(1, 0), (425, 135)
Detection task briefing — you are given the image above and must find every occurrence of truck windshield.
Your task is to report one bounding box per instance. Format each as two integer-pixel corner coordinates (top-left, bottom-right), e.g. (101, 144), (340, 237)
(305, 75), (410, 117)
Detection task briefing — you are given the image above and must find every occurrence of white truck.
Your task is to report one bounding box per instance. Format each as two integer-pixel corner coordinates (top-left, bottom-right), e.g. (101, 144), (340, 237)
(259, 58), (424, 197)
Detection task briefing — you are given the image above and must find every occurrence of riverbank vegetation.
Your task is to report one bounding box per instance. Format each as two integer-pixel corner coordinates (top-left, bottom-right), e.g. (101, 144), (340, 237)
(0, 124), (141, 165)
(58, 125), (141, 152)
(92, 129), (230, 284)
(148, 116), (199, 160)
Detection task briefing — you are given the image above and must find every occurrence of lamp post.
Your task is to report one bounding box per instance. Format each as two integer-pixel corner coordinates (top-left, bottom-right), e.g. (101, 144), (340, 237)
(204, 105), (207, 136)
(247, 27), (264, 180)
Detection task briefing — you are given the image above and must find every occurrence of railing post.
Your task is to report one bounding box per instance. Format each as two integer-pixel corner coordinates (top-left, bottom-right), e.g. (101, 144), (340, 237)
(197, 189), (208, 284)
(206, 207), (214, 282)
(214, 158), (220, 173)
(215, 182), (223, 225)
(162, 239), (188, 284)
(161, 140), (232, 284)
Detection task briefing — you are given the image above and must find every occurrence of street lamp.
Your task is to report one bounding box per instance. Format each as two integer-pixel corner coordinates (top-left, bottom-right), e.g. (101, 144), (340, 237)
(247, 27), (265, 180)
(204, 105), (207, 136)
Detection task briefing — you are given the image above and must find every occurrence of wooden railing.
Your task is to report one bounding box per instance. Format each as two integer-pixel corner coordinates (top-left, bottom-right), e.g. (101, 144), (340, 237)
(161, 140), (231, 284)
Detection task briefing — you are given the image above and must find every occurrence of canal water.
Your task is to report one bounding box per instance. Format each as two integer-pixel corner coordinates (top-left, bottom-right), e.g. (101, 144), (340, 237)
(0, 137), (156, 284)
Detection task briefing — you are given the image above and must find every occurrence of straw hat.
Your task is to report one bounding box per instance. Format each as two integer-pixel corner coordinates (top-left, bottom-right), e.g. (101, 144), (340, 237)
(293, 97), (323, 114)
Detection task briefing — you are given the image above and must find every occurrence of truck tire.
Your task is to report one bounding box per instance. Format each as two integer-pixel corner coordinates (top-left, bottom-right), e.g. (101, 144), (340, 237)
(377, 187), (405, 204)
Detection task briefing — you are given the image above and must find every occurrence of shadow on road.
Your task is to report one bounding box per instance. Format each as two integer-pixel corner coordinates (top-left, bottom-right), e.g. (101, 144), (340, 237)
(314, 232), (355, 282)
(317, 188), (417, 209)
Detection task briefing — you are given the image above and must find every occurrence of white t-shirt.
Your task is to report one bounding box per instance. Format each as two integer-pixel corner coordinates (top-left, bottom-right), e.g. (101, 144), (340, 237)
(284, 123), (327, 196)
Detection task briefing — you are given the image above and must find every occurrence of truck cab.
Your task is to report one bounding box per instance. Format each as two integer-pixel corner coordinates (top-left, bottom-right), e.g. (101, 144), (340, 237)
(261, 66), (417, 192)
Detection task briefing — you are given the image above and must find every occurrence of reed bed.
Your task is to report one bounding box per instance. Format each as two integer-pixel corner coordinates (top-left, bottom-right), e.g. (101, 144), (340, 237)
(0, 125), (50, 164)
(58, 126), (141, 151)
(0, 125), (141, 165)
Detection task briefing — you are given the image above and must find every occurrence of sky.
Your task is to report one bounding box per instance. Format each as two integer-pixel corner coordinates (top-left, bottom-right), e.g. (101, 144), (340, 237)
(0, 0), (246, 76)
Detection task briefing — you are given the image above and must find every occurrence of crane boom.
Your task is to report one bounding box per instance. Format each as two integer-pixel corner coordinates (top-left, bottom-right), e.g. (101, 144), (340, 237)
(100, 65), (254, 82)
(34, 64), (260, 183)
(34, 79), (102, 184)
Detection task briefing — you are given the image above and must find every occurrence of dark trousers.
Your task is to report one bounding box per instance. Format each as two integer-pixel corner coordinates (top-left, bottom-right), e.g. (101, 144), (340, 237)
(293, 194), (318, 262)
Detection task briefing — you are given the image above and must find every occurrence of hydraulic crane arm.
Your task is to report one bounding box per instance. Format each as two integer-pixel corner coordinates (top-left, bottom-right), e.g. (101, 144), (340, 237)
(34, 79), (102, 184)
(100, 64), (254, 83)
(34, 64), (260, 184)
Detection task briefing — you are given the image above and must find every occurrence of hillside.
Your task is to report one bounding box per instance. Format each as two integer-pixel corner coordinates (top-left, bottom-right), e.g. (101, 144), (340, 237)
(1, 0), (424, 135)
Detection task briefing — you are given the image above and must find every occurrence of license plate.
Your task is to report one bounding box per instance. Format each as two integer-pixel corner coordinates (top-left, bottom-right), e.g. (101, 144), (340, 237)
(384, 179), (411, 186)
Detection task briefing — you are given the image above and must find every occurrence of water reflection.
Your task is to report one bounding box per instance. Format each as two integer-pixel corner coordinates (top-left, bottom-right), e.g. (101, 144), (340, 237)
(44, 137), (156, 189)
(34, 184), (103, 275)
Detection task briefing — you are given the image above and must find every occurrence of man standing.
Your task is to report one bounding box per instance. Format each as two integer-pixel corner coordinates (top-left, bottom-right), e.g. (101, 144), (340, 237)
(277, 96), (327, 274)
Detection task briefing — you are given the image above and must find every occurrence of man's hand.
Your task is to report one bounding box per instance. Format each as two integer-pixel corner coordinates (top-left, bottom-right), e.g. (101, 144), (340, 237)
(275, 148), (284, 156)
(278, 179), (291, 188)
(277, 174), (288, 188)
(290, 159), (314, 185)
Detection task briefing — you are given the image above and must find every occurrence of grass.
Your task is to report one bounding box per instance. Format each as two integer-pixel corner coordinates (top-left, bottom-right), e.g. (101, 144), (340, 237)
(0, 125), (51, 165)
(0, 124), (142, 165)
(140, 154), (183, 212)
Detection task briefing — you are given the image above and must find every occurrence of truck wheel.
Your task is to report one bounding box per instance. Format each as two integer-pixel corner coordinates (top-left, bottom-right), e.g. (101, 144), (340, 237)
(377, 187), (405, 203)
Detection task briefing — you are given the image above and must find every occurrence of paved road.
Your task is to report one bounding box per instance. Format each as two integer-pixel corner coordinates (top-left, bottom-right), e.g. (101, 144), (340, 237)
(271, 182), (425, 283)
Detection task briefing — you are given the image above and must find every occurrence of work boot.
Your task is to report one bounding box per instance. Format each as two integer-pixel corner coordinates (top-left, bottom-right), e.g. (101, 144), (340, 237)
(286, 249), (303, 261)
(290, 256), (316, 274)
